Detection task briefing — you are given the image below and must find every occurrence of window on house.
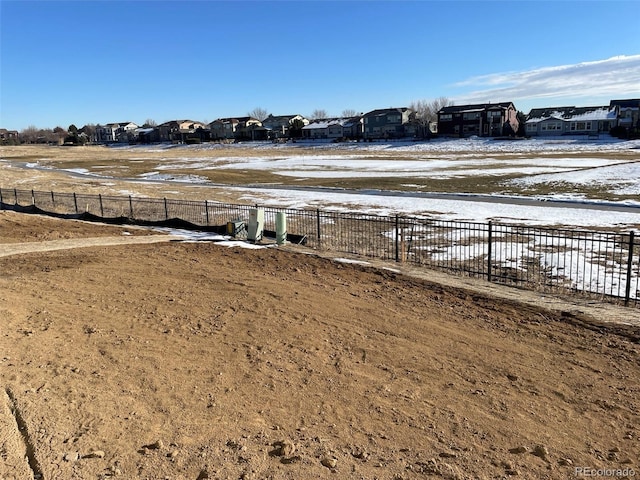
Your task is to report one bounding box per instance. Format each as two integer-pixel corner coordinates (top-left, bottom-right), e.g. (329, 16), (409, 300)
(439, 114), (452, 121)
(572, 122), (590, 131)
(463, 112), (479, 120)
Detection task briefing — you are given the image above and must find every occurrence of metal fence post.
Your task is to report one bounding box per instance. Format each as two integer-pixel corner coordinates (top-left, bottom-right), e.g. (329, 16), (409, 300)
(164, 198), (169, 220)
(625, 230), (635, 307)
(0, 188), (3, 208)
(31, 190), (35, 206)
(205, 200), (209, 226)
(73, 193), (78, 214)
(395, 215), (400, 262)
(50, 191), (55, 209)
(487, 221), (493, 282)
(316, 209), (321, 248)
(99, 194), (104, 217)
(129, 195), (133, 219)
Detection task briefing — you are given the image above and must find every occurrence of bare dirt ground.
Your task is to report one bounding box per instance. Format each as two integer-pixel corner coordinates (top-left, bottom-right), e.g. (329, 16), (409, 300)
(1, 211), (640, 480)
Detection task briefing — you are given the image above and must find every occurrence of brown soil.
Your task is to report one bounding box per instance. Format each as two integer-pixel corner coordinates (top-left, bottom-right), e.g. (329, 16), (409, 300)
(1, 211), (639, 480)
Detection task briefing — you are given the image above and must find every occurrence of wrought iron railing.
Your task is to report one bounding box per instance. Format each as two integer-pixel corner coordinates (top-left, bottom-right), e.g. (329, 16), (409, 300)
(1, 187), (638, 307)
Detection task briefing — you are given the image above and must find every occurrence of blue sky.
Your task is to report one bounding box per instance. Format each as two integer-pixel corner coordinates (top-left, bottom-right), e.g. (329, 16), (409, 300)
(1, 0), (639, 131)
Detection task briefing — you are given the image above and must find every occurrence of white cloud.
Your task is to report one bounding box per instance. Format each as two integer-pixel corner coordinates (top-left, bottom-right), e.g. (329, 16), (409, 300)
(451, 55), (640, 106)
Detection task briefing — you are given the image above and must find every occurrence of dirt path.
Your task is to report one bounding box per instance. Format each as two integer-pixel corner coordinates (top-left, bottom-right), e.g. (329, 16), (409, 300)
(0, 235), (181, 259)
(1, 211), (640, 479)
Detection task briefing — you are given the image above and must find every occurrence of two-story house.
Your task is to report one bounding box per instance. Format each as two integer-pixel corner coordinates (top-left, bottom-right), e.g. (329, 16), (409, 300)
(362, 108), (414, 139)
(96, 122), (139, 143)
(525, 106), (617, 137)
(437, 103), (518, 138)
(0, 128), (19, 144)
(261, 114), (309, 139)
(610, 99), (640, 134)
(209, 117), (263, 141)
(157, 120), (207, 143)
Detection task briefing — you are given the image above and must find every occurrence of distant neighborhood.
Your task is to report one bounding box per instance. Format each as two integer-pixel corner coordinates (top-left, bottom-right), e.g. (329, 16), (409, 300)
(2, 98), (638, 146)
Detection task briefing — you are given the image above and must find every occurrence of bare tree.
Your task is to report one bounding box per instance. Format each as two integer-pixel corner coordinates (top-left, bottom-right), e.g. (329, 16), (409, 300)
(19, 125), (40, 144)
(341, 109), (358, 118)
(248, 107), (269, 121)
(310, 109), (328, 120)
(409, 97), (454, 124)
(143, 119), (157, 127)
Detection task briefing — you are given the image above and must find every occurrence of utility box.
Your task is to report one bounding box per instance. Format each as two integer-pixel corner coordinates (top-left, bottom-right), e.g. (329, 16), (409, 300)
(226, 219), (245, 237)
(247, 208), (264, 242)
(276, 212), (287, 245)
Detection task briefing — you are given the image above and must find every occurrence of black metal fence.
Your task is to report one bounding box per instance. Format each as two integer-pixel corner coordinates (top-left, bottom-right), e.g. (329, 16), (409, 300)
(1, 187), (639, 307)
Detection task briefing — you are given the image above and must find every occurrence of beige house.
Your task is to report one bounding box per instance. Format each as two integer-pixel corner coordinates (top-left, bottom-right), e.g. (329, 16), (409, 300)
(157, 120), (206, 143)
(209, 117), (262, 140)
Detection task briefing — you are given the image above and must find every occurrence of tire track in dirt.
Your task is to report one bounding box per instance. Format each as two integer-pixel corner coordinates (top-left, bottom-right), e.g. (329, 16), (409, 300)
(4, 387), (43, 479)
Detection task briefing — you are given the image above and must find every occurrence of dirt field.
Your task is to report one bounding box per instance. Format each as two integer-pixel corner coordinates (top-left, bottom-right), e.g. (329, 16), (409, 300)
(1, 210), (639, 479)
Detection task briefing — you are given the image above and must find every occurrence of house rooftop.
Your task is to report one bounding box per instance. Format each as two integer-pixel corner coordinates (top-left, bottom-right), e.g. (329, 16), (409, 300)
(527, 106), (615, 122)
(363, 107), (411, 116)
(610, 99), (640, 108)
(302, 118), (353, 130)
(438, 102), (514, 114)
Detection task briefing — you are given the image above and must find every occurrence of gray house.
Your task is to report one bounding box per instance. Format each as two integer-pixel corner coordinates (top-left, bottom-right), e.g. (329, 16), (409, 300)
(525, 106), (617, 137)
(301, 116), (363, 140)
(262, 114), (309, 138)
(362, 108), (414, 139)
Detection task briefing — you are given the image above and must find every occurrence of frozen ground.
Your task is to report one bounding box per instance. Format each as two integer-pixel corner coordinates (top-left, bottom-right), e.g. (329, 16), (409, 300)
(123, 136), (640, 229)
(9, 136), (640, 228)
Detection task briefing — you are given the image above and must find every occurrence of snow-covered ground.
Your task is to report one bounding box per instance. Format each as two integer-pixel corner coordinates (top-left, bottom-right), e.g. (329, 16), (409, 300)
(14, 136), (640, 228)
(116, 136), (640, 229)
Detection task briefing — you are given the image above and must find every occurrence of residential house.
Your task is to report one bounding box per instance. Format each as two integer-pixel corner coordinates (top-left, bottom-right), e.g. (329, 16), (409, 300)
(135, 127), (161, 144)
(610, 99), (640, 134)
(437, 103), (518, 138)
(261, 114), (309, 139)
(209, 117), (263, 141)
(525, 106), (617, 137)
(157, 120), (207, 143)
(96, 122), (139, 143)
(0, 128), (19, 144)
(301, 116), (363, 140)
(362, 108), (414, 139)
(342, 116), (364, 139)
